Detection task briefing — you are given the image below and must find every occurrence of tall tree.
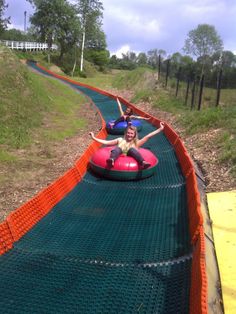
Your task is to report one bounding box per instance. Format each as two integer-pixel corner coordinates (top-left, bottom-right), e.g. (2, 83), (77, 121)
(147, 49), (166, 68)
(183, 24), (223, 76)
(170, 52), (194, 79)
(137, 52), (148, 66)
(1, 28), (30, 41)
(28, 0), (80, 63)
(84, 22), (106, 50)
(55, 4), (81, 60)
(76, 0), (104, 72)
(0, 0), (10, 35)
(213, 50), (236, 69)
(122, 51), (137, 63)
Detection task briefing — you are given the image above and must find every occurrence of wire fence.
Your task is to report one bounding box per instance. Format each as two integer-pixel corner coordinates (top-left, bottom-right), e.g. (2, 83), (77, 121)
(156, 59), (236, 110)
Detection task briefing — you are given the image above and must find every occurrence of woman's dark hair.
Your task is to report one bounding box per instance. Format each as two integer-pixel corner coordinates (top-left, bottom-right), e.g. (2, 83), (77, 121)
(125, 107), (133, 116)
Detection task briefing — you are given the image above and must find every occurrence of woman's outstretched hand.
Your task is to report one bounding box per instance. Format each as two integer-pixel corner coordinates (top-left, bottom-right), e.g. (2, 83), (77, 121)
(160, 122), (165, 130)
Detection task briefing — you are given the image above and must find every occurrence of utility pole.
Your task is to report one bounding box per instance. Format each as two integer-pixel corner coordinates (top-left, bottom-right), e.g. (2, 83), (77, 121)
(24, 11), (27, 32)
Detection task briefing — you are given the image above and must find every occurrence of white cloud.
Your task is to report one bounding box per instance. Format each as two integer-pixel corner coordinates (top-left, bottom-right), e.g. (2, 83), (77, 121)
(105, 7), (162, 38)
(7, 23), (24, 31)
(4, 0), (236, 55)
(111, 45), (131, 58)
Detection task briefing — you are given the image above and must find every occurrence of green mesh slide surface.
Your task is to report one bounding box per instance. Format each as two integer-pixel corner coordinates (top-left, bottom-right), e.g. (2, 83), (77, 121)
(0, 63), (192, 313)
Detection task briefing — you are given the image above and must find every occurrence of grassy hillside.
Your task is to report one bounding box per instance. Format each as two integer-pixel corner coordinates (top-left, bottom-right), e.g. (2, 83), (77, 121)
(0, 45), (88, 162)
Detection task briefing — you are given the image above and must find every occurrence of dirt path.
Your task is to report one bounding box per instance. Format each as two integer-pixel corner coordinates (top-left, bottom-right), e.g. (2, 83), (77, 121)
(0, 87), (235, 222)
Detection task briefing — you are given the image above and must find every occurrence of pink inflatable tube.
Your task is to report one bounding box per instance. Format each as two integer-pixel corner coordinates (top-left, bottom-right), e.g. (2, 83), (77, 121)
(89, 146), (158, 180)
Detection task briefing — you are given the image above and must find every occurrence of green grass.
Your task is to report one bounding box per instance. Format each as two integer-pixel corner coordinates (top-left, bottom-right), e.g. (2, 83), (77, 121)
(15, 50), (58, 70)
(180, 107), (225, 133)
(0, 149), (17, 162)
(43, 117), (86, 141)
(112, 67), (155, 90)
(0, 45), (88, 150)
(0, 48), (42, 148)
(33, 73), (88, 142)
(150, 91), (186, 114)
(216, 131), (236, 176)
(73, 71), (117, 90)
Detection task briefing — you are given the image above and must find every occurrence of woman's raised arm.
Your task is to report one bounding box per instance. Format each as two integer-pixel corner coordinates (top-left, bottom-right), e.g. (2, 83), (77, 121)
(89, 132), (119, 146)
(137, 122), (164, 147)
(130, 115), (151, 120)
(116, 97), (124, 116)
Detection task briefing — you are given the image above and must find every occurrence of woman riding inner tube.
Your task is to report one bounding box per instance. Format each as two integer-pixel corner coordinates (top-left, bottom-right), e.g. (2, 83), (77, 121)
(106, 98), (150, 134)
(89, 122), (164, 180)
(106, 119), (142, 135)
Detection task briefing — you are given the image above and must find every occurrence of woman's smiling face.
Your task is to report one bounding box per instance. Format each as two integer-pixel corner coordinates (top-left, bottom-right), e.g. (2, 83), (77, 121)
(125, 129), (136, 142)
(125, 108), (132, 115)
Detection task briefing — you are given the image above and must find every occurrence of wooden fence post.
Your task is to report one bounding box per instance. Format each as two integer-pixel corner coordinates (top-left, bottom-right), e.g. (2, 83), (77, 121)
(165, 59), (170, 88)
(175, 67), (182, 97)
(158, 54), (161, 79)
(216, 69), (223, 107)
(198, 75), (204, 111)
(191, 80), (196, 110)
(185, 79), (190, 106)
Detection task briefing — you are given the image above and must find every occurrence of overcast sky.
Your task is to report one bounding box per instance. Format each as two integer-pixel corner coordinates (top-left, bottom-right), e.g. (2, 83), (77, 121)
(4, 0), (236, 57)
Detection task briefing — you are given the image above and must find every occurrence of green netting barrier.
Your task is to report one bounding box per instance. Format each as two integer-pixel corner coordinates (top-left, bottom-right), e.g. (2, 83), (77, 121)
(0, 63), (192, 313)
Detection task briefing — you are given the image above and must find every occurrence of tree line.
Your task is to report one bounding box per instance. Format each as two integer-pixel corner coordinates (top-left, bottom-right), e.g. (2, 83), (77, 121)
(109, 25), (236, 89)
(0, 0), (236, 88)
(0, 0), (108, 74)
